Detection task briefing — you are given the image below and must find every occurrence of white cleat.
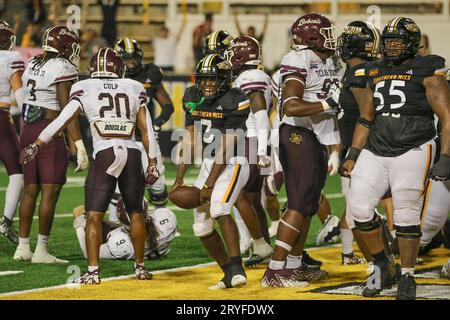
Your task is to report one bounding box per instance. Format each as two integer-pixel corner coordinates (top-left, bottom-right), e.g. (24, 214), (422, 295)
(367, 261), (375, 274)
(208, 275), (247, 290)
(440, 260), (450, 279)
(239, 238), (252, 256)
(31, 251), (69, 264)
(316, 215), (340, 246)
(13, 245), (33, 261)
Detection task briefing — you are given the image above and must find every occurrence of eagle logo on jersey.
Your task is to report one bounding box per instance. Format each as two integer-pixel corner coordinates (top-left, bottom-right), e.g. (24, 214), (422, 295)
(289, 133), (302, 145)
(369, 69), (379, 77)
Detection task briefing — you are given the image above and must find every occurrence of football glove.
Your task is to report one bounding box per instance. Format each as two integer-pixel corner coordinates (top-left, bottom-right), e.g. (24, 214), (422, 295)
(20, 143), (40, 165)
(153, 125), (161, 140)
(145, 163), (160, 186)
(429, 154), (450, 181)
(74, 140), (89, 172)
(328, 150), (340, 176)
(324, 82), (341, 109)
(257, 154), (271, 168)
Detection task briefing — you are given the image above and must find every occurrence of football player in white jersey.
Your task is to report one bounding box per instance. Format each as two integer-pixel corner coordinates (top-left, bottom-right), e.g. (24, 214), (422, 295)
(262, 13), (341, 287)
(0, 21), (25, 245)
(20, 48), (160, 284)
(14, 26), (88, 264)
(73, 199), (177, 261)
(225, 36), (274, 266)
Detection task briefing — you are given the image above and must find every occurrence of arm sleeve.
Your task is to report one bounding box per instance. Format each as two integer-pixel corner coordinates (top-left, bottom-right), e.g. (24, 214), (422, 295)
(142, 105), (158, 158)
(38, 99), (82, 143)
(254, 109), (270, 156)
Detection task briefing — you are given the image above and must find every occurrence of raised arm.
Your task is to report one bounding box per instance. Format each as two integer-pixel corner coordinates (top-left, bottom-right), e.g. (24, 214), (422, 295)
(233, 13), (244, 36)
(153, 84), (174, 129)
(175, 15), (187, 43)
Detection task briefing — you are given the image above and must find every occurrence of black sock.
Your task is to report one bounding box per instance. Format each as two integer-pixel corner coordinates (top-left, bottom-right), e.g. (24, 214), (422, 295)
(230, 256), (242, 266)
(372, 250), (388, 263)
(220, 262), (231, 274)
(3, 217), (12, 226)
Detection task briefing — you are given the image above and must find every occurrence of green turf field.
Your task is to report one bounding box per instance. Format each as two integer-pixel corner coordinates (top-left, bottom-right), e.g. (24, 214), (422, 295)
(0, 161), (346, 294)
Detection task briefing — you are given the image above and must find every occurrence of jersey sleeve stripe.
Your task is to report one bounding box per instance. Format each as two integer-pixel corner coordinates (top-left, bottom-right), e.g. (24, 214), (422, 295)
(237, 102), (250, 111)
(11, 65), (25, 70)
(69, 90), (84, 99)
(280, 65), (308, 76)
(11, 61), (25, 65)
(240, 81), (268, 89)
(355, 69), (365, 77)
(242, 86), (268, 93)
(54, 74), (78, 82)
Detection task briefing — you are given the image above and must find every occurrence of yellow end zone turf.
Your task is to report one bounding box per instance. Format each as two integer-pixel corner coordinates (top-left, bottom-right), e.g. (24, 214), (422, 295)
(2, 246), (449, 300)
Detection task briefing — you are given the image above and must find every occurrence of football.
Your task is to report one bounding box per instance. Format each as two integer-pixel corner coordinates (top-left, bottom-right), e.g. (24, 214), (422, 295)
(169, 185), (201, 209)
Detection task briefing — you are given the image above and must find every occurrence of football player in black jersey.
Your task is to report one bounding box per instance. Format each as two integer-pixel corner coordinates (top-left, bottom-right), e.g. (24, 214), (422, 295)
(114, 37), (174, 208)
(336, 21), (395, 268)
(341, 17), (450, 300)
(202, 30), (233, 56)
(172, 54), (251, 289)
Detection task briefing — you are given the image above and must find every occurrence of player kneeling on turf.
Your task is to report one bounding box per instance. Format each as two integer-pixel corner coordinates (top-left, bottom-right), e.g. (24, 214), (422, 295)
(20, 48), (160, 284)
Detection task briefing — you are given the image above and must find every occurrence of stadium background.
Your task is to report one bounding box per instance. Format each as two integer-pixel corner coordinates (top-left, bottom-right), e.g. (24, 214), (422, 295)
(0, 0), (449, 299)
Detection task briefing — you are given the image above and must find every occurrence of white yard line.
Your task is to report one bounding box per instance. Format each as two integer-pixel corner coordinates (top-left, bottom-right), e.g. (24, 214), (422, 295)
(0, 271), (24, 276)
(0, 262), (217, 297)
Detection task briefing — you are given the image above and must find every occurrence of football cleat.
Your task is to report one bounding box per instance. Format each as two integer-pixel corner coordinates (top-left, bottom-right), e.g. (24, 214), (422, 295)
(0, 219), (19, 245)
(239, 237), (252, 256)
(362, 260), (400, 297)
(440, 260), (450, 279)
(245, 241), (273, 267)
(209, 264), (247, 290)
(134, 265), (153, 280)
(302, 250), (323, 269)
(13, 244), (33, 261)
(31, 251), (69, 264)
(396, 274), (416, 300)
(285, 264), (328, 282)
(316, 215), (340, 246)
(342, 252), (366, 265)
(261, 267), (309, 288)
(73, 269), (101, 285)
(366, 261), (375, 274)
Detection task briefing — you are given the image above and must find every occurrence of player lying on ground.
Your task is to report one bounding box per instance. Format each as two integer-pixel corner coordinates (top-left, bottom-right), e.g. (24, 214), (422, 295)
(73, 199), (177, 260)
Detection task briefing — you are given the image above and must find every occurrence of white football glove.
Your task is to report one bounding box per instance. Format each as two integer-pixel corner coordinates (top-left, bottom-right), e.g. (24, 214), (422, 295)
(323, 82), (341, 110)
(328, 150), (340, 176)
(153, 125), (161, 140)
(145, 163), (160, 186)
(257, 154), (271, 168)
(74, 139), (89, 172)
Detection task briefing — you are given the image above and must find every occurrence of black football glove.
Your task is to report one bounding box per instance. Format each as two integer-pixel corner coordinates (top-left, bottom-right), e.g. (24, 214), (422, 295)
(429, 154), (450, 181)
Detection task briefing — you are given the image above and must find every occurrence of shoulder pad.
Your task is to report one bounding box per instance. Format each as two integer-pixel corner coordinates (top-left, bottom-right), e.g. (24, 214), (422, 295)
(237, 69), (270, 94)
(414, 55), (446, 77)
(280, 50), (308, 81)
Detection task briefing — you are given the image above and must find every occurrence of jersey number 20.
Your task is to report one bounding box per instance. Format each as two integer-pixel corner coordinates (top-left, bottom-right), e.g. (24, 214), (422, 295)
(99, 93), (131, 119)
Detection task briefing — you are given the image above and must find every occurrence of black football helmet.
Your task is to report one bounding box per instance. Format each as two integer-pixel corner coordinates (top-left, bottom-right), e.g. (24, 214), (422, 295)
(337, 21), (380, 61)
(195, 54), (232, 101)
(202, 30), (233, 56)
(381, 17), (421, 64)
(114, 37), (143, 75)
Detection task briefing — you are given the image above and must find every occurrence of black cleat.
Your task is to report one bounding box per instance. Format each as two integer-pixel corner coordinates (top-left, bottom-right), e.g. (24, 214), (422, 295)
(396, 274), (416, 300)
(362, 260), (400, 297)
(302, 250), (323, 270)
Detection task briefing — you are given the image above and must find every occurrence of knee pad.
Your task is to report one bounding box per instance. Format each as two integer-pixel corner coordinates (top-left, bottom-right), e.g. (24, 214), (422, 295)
(148, 185), (168, 206)
(395, 225), (422, 239)
(192, 209), (214, 237)
(210, 200), (227, 219)
(354, 213), (381, 232)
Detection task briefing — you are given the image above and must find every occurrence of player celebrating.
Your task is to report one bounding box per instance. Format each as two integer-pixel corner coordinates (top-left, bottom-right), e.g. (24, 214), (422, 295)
(262, 13), (340, 287)
(342, 17), (450, 299)
(0, 21), (24, 245)
(20, 48), (160, 284)
(73, 199), (177, 261)
(113, 37), (174, 209)
(172, 54), (250, 289)
(14, 26), (88, 263)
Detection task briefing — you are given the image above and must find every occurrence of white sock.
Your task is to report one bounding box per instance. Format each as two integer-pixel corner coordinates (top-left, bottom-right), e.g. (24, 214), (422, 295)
(285, 254), (302, 269)
(269, 259), (285, 270)
(233, 207), (251, 241)
(3, 174), (23, 221)
(35, 234), (48, 251)
(253, 237), (267, 247)
(401, 268), (415, 276)
(341, 228), (354, 255)
(18, 237), (30, 246)
(88, 265), (99, 272)
(134, 261), (144, 269)
(75, 227), (87, 259)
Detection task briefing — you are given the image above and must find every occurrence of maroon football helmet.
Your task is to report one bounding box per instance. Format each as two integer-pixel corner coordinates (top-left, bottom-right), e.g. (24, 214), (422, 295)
(290, 13), (337, 52)
(0, 20), (15, 50)
(225, 36), (262, 71)
(42, 25), (80, 66)
(89, 47), (125, 78)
